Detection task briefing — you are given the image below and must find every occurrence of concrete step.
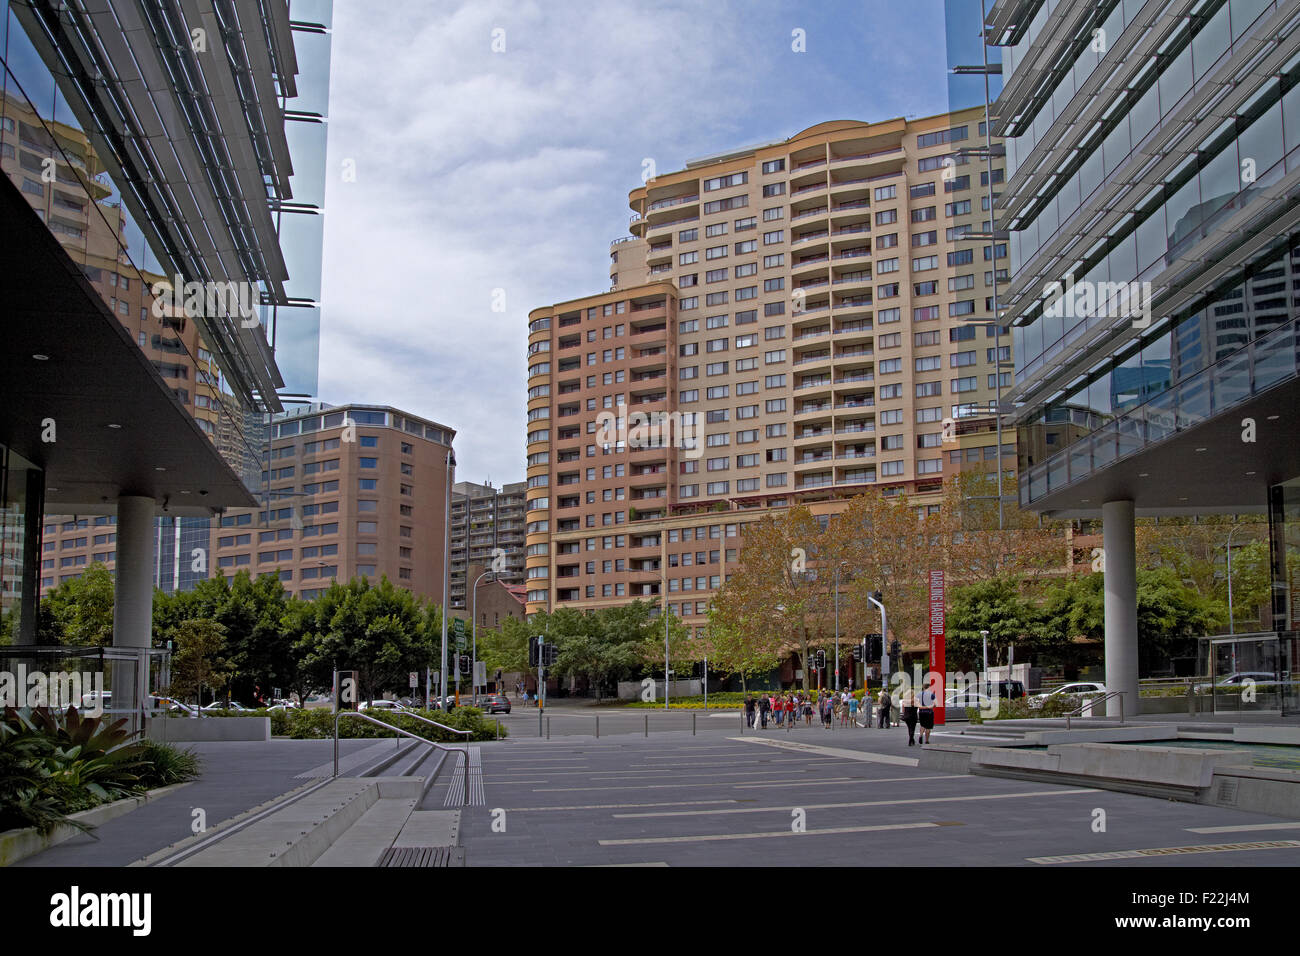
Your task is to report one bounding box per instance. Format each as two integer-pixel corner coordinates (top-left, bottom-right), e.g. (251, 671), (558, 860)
(173, 777), (423, 867)
(311, 796), (418, 867)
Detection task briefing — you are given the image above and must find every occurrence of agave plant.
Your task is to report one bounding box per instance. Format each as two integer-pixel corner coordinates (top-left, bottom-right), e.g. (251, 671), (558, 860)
(0, 706), (150, 833)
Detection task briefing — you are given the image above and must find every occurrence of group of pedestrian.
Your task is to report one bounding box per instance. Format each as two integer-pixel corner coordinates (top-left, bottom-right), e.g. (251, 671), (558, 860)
(741, 687), (935, 745)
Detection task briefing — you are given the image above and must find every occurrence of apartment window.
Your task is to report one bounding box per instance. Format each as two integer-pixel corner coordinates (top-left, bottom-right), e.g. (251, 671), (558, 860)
(763, 278), (784, 292)
(912, 231), (937, 247)
(680, 227), (698, 242)
(705, 244), (727, 260)
(735, 334), (757, 348)
(763, 207), (783, 221)
(680, 319), (698, 333)
(911, 207), (936, 223)
(763, 254), (784, 268)
(951, 350), (977, 367)
(734, 262), (757, 277)
(912, 255), (938, 271)
(914, 305), (940, 322)
(878, 307), (900, 324)
(877, 233), (898, 249)
(762, 159), (785, 174)
(705, 222), (727, 237)
(946, 199), (972, 217)
(949, 274), (975, 292)
(878, 283), (899, 299)
(706, 268), (727, 283)
(879, 358), (902, 374)
(764, 398), (786, 413)
(873, 185), (896, 201)
(910, 182), (936, 199)
(680, 296), (699, 310)
(877, 258), (899, 274)
(949, 300), (975, 317)
(879, 383), (903, 399)
(949, 326), (976, 342)
(734, 218), (757, 232)
(764, 349), (786, 364)
(762, 183), (786, 197)
(762, 230), (784, 245)
(951, 376), (978, 393)
(917, 406), (942, 423)
(706, 386), (729, 399)
(948, 249), (973, 267)
(880, 409), (903, 425)
(916, 381), (942, 397)
(915, 355), (941, 372)
(705, 291), (729, 306)
(875, 209), (897, 226)
(879, 332), (901, 348)
(764, 374), (786, 387)
(735, 240), (757, 254)
(704, 171), (747, 191)
(914, 281), (938, 296)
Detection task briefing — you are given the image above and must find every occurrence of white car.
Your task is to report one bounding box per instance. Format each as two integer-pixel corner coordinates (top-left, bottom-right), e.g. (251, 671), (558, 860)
(1029, 682), (1107, 708)
(945, 689), (997, 712)
(150, 696), (197, 717)
(202, 700), (251, 711)
(358, 699), (407, 712)
(1193, 672), (1278, 695)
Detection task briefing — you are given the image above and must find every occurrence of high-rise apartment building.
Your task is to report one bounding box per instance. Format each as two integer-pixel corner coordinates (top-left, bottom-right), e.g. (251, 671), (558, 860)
(974, 0), (1300, 714)
(526, 109), (1011, 625)
(448, 480), (526, 609)
(213, 404), (456, 601)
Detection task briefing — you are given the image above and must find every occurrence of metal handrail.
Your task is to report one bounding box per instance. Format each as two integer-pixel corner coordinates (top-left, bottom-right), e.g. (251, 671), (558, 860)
(396, 709), (472, 738)
(1064, 691), (1125, 729)
(333, 711), (470, 805)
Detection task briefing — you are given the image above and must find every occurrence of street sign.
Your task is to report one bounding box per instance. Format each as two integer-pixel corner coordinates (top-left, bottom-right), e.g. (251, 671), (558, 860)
(453, 618), (466, 650)
(409, 672), (418, 689)
(928, 569), (946, 725)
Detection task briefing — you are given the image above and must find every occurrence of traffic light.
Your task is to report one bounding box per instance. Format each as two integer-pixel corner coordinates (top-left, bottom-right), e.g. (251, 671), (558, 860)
(543, 644), (558, 666)
(815, 649), (826, 670)
(889, 639), (902, 661)
(528, 636), (540, 666)
(866, 633), (883, 660)
(458, 654), (471, 676)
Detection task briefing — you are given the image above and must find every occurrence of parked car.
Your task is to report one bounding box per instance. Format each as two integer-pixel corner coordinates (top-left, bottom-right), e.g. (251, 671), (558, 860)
(1193, 672), (1280, 694)
(202, 700), (251, 711)
(1029, 681), (1106, 708)
(358, 699), (407, 712)
(983, 680), (1025, 700)
(481, 694), (511, 714)
(945, 688), (997, 714)
(149, 695), (197, 717)
(269, 698), (301, 709)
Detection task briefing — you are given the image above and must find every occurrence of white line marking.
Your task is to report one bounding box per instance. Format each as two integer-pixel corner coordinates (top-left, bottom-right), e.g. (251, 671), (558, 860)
(737, 773), (968, 789)
(1028, 840), (1300, 863)
(496, 799), (741, 812)
(530, 777), (863, 793)
(729, 736), (919, 766)
(599, 821), (945, 846)
(613, 788), (1098, 818)
(1185, 822), (1300, 834)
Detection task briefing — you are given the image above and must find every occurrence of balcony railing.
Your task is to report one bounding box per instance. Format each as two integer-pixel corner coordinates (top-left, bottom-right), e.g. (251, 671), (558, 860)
(648, 193), (699, 211)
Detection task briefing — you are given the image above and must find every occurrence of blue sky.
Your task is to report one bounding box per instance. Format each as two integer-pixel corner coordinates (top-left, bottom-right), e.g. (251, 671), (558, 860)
(318, 0), (970, 485)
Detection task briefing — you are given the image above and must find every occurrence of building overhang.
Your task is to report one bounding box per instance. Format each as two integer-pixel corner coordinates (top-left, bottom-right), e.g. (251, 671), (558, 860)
(0, 173), (258, 517)
(1027, 377), (1300, 520)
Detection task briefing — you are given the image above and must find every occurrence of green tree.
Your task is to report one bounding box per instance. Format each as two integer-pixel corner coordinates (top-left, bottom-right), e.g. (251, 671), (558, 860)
(165, 618), (235, 710)
(946, 576), (1047, 671)
(39, 562), (115, 646)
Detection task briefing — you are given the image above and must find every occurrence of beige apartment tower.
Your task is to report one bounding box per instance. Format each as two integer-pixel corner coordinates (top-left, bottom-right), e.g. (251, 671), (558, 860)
(526, 108), (1012, 624)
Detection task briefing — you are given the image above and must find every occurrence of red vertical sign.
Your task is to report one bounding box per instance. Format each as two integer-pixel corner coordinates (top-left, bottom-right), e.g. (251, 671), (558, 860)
(928, 569), (946, 725)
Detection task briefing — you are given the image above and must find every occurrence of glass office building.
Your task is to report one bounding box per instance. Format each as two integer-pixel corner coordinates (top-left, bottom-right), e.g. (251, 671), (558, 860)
(0, 0), (329, 722)
(972, 0), (1300, 713)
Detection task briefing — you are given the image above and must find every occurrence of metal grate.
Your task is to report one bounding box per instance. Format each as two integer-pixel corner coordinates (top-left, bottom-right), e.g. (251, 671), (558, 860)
(378, 846), (464, 867)
(1216, 777), (1240, 806)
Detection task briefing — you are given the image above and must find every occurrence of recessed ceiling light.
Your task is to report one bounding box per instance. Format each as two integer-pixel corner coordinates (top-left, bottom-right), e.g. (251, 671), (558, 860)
(1267, 414), (1280, 420)
(106, 423), (122, 429)
(1179, 496), (1188, 501)
(179, 490), (191, 495)
(1195, 447), (1207, 452)
(155, 466), (166, 472)
(1245, 471), (1256, 477)
(1138, 472), (1149, 477)
(32, 353), (49, 361)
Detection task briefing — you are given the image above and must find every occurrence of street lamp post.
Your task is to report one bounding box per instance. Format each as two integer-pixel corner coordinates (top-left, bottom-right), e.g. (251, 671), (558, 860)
(440, 450), (455, 712)
(471, 568), (494, 706)
(664, 602), (670, 710)
(1226, 525), (1243, 635)
(867, 590), (887, 679)
(979, 629), (989, 680)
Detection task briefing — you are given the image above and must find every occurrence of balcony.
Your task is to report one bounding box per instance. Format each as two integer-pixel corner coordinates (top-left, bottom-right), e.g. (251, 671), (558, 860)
(647, 193), (699, 213)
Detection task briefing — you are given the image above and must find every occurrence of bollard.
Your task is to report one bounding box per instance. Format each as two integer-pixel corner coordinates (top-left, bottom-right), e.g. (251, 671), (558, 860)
(596, 715), (599, 739)
(496, 718), (500, 740)
(546, 716), (550, 740)
(692, 712), (696, 736)
(644, 713), (648, 737)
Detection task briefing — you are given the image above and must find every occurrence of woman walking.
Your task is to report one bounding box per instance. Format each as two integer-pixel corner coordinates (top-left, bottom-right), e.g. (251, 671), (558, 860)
(785, 694), (796, 730)
(901, 687), (919, 746)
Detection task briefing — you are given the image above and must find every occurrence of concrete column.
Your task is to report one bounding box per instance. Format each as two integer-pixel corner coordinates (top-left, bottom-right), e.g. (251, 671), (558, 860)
(112, 496), (155, 722)
(1102, 499), (1139, 718)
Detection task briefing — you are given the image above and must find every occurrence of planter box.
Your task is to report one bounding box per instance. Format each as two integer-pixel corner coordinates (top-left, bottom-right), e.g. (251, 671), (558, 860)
(145, 716), (270, 742)
(0, 782), (190, 867)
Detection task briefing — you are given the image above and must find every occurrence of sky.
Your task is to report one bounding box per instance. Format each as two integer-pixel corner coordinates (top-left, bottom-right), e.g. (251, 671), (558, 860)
(318, 0), (970, 487)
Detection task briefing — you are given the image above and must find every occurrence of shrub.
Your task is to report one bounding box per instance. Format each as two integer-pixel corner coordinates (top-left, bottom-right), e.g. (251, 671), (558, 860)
(273, 707), (504, 742)
(137, 741), (201, 788)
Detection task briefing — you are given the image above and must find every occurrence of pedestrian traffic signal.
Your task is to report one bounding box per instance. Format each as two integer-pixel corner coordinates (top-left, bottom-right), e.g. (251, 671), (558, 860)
(542, 644), (558, 666)
(458, 654), (471, 676)
(815, 649), (826, 670)
(866, 633), (882, 660)
(889, 639), (902, 661)
(852, 644), (863, 663)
